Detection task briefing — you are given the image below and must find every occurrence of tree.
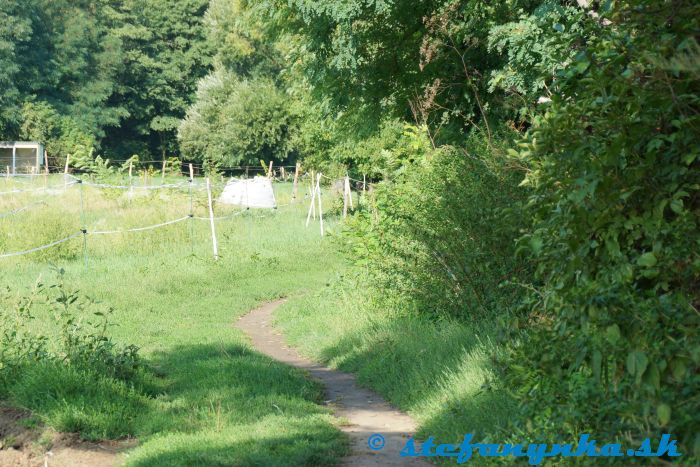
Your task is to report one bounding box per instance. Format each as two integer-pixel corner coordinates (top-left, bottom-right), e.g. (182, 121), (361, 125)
(101, 0), (213, 159)
(20, 102), (95, 167)
(179, 73), (297, 165)
(178, 0), (298, 166)
(0, 0), (35, 137)
(254, 0), (540, 143)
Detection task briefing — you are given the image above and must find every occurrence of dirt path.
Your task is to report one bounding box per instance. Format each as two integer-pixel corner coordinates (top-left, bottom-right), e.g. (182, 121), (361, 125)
(235, 300), (430, 466)
(0, 406), (133, 467)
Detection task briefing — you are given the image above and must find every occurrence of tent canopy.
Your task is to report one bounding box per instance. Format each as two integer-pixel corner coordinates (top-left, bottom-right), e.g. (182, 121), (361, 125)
(219, 177), (276, 208)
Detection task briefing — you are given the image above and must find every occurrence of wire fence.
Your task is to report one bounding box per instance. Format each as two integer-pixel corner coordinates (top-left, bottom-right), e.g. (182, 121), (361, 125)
(0, 200), (47, 219)
(0, 169), (366, 262)
(0, 232), (84, 259)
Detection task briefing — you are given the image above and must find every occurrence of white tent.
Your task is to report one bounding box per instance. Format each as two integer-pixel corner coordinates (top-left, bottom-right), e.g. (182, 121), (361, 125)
(219, 176), (276, 208)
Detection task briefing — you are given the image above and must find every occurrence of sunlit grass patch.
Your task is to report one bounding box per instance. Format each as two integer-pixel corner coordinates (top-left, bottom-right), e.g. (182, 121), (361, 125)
(0, 176), (348, 465)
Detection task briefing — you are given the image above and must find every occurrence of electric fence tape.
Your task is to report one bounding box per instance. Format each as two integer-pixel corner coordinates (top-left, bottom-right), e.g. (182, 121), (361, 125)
(0, 180), (79, 196)
(89, 216), (192, 235)
(0, 232), (83, 259)
(0, 200), (47, 219)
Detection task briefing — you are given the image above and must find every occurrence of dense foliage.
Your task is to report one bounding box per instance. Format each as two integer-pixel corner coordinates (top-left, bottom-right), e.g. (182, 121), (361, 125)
(177, 0), (299, 166)
(0, 0), (211, 162)
(179, 73), (296, 166)
(232, 0), (700, 459)
(341, 130), (529, 320)
(507, 0), (700, 455)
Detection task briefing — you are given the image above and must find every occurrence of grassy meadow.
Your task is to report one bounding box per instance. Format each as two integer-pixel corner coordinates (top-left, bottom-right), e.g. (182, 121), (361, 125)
(276, 279), (514, 449)
(1, 173), (511, 465)
(0, 174), (348, 466)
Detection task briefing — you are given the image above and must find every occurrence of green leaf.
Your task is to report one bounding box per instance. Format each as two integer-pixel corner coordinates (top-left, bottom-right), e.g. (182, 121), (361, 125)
(670, 359), (687, 380)
(682, 152), (697, 165)
(657, 403), (671, 426)
(574, 60), (590, 74)
(592, 350), (602, 382)
(670, 199), (683, 214)
(605, 324), (621, 344)
(636, 252), (657, 267)
(626, 350), (648, 379)
(643, 363), (660, 391)
(529, 236), (543, 254)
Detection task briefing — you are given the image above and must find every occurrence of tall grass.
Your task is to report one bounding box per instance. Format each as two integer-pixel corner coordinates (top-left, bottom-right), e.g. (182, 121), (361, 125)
(0, 175), (349, 465)
(275, 275), (515, 448)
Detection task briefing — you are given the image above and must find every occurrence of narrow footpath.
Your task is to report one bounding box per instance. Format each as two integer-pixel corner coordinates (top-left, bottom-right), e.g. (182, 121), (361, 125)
(235, 300), (430, 466)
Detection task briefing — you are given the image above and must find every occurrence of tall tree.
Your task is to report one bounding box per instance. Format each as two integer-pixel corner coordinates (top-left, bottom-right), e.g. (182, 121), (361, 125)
(102, 0), (213, 159)
(0, 0), (33, 137)
(178, 0), (298, 166)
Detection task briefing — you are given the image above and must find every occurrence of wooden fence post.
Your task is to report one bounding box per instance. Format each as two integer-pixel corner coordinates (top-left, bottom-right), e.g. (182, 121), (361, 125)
(206, 177), (219, 261)
(292, 162), (300, 200)
(316, 173), (324, 236)
(347, 176), (354, 210)
(306, 172), (317, 227)
(311, 171), (316, 219)
(343, 175), (349, 218)
(268, 161), (273, 179)
(64, 154), (70, 189)
(44, 154), (49, 188)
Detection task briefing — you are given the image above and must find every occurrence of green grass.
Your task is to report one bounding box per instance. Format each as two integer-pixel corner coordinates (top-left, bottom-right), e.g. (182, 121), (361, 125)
(0, 177), (348, 465)
(275, 275), (515, 447)
(1, 174), (513, 464)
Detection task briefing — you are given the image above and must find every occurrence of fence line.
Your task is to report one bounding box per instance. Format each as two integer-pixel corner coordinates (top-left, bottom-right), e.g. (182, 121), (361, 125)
(193, 210), (247, 221)
(0, 181), (79, 196)
(90, 216), (192, 235)
(0, 232), (83, 259)
(0, 200), (47, 219)
(0, 174), (310, 260)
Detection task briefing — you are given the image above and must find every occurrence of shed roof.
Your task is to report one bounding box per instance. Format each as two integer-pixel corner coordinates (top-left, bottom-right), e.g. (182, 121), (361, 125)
(0, 141), (43, 148)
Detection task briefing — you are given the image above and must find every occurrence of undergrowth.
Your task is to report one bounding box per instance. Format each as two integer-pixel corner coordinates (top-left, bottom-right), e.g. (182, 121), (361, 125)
(0, 268), (150, 439)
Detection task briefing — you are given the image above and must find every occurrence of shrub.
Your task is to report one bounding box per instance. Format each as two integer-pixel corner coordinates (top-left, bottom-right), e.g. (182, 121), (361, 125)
(341, 127), (529, 320)
(505, 1), (700, 458)
(0, 269), (149, 439)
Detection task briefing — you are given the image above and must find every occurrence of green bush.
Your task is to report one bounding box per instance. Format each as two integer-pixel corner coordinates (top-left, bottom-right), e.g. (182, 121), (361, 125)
(341, 128), (529, 320)
(178, 73), (297, 166)
(0, 269), (150, 439)
(505, 1), (700, 458)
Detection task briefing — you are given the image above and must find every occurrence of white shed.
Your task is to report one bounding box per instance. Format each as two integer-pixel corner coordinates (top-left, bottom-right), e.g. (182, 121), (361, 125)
(0, 142), (45, 174)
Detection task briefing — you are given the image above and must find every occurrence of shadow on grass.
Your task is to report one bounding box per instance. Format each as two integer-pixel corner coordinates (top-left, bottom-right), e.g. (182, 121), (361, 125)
(129, 343), (347, 466)
(2, 343), (347, 466)
(282, 302), (515, 443)
(126, 424), (345, 467)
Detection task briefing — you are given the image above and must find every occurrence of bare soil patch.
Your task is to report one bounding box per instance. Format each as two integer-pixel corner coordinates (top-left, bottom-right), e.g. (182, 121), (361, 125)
(0, 405), (135, 467)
